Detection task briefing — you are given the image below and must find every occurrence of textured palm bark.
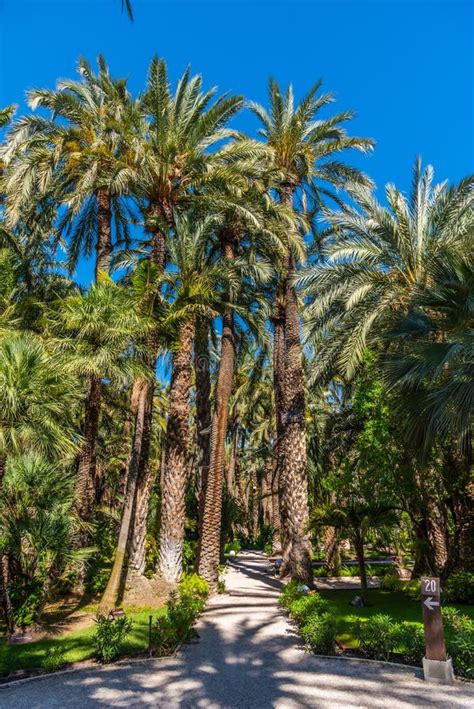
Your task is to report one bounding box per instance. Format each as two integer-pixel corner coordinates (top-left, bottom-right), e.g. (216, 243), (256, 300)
(261, 456), (273, 526)
(271, 465), (282, 555)
(323, 525), (340, 575)
(225, 402), (239, 495)
(157, 320), (195, 583)
(100, 375), (154, 610)
(74, 374), (102, 522)
(195, 316), (212, 537)
(278, 184), (313, 584)
(121, 220), (168, 584)
(95, 189), (112, 279)
(272, 307), (286, 555)
(197, 234), (236, 587)
(0, 455), (13, 633)
(101, 218), (165, 607)
(353, 528), (368, 593)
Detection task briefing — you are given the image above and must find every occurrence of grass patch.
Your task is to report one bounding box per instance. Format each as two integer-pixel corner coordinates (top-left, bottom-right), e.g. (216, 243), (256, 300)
(0, 606), (166, 677)
(318, 589), (474, 648)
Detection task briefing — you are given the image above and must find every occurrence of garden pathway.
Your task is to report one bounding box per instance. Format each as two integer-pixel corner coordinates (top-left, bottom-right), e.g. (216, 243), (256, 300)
(1, 551), (473, 708)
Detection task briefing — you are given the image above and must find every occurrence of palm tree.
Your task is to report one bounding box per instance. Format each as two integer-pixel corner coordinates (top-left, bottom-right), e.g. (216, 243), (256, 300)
(156, 216), (220, 583)
(3, 56), (136, 280)
(0, 454), (84, 625)
(250, 79), (373, 582)
(300, 159), (473, 380)
(311, 500), (398, 592)
(0, 332), (78, 629)
(48, 279), (147, 522)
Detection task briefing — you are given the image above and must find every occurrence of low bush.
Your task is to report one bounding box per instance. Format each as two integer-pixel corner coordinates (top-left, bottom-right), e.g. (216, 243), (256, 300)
(224, 540), (242, 556)
(395, 623), (425, 664)
(151, 573), (209, 656)
(279, 580), (302, 609)
(443, 572), (474, 605)
(300, 613), (336, 655)
(443, 606), (474, 679)
(288, 594), (329, 624)
(42, 645), (66, 673)
(355, 614), (398, 661)
(93, 613), (133, 663)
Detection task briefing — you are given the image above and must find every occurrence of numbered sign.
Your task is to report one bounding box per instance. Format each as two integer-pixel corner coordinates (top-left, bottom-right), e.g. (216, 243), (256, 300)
(421, 576), (446, 662)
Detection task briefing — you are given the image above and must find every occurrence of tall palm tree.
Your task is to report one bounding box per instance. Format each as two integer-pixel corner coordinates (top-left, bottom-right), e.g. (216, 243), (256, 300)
(250, 79), (373, 581)
(300, 159), (473, 379)
(3, 56), (136, 280)
(48, 279), (147, 521)
(156, 216), (220, 583)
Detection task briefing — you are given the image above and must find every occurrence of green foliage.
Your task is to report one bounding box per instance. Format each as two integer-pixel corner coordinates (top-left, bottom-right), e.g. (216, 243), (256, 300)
(443, 608), (474, 678)
(300, 613), (336, 655)
(0, 454), (88, 625)
(443, 573), (474, 605)
(182, 539), (198, 574)
(287, 594), (330, 624)
(41, 645), (66, 673)
(395, 623), (425, 664)
(217, 580), (226, 594)
(279, 581), (302, 609)
(355, 614), (399, 661)
(224, 540), (242, 555)
(151, 574), (209, 656)
(9, 579), (44, 629)
(93, 613), (133, 663)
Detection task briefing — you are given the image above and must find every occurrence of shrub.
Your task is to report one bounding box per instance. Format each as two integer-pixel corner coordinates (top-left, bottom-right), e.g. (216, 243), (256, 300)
(288, 594), (329, 624)
(443, 606), (474, 679)
(443, 572), (474, 605)
(151, 574), (209, 656)
(279, 580), (302, 609)
(300, 612), (336, 655)
(448, 627), (474, 679)
(217, 580), (226, 594)
(355, 614), (398, 661)
(381, 575), (403, 592)
(314, 566), (330, 578)
(224, 540), (241, 556)
(442, 606), (473, 633)
(93, 613), (133, 663)
(396, 623), (425, 664)
(42, 645), (66, 673)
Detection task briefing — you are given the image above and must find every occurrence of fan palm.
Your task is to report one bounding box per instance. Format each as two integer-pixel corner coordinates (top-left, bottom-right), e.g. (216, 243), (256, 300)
(250, 79), (373, 582)
(48, 279), (148, 522)
(311, 500), (398, 591)
(0, 332), (79, 467)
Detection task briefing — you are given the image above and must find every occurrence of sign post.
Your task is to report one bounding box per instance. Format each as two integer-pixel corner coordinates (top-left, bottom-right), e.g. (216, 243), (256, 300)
(420, 577), (454, 684)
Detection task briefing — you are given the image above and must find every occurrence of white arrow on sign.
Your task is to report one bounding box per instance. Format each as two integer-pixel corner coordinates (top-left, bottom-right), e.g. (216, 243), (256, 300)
(424, 596), (440, 611)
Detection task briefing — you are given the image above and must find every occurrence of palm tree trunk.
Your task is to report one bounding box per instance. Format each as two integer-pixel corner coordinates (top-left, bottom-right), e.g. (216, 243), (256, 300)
(74, 374), (101, 522)
(280, 251), (313, 583)
(197, 233), (236, 587)
(195, 316), (212, 535)
(0, 455), (14, 633)
(157, 320), (195, 583)
(353, 528), (368, 593)
(95, 189), (113, 280)
(277, 182), (313, 585)
(100, 374), (154, 610)
(324, 526), (340, 575)
(272, 307), (286, 555)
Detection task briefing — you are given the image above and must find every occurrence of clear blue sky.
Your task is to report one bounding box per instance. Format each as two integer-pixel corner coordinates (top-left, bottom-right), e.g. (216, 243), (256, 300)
(1, 0), (473, 239)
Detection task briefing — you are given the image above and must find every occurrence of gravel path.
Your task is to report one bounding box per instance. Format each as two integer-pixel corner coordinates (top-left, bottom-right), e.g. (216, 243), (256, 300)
(1, 551), (473, 708)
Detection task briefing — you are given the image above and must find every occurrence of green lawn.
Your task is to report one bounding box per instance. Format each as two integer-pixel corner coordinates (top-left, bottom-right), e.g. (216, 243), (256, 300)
(319, 589), (474, 648)
(0, 606), (166, 677)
